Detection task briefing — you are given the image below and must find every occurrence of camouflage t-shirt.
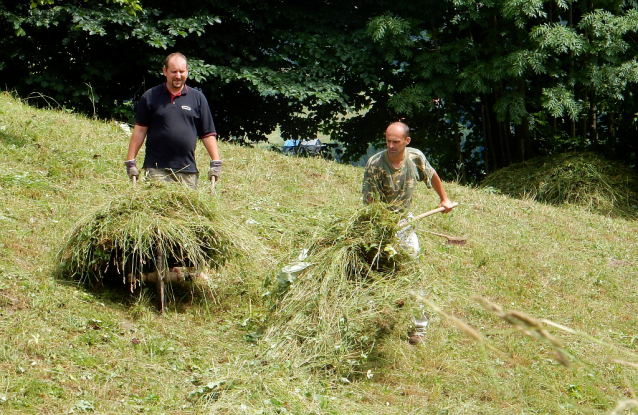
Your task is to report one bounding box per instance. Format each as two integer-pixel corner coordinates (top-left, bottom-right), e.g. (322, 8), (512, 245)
(362, 147), (435, 210)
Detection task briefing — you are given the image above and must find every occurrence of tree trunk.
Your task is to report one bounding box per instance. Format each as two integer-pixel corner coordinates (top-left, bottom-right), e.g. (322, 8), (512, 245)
(522, 115), (533, 160)
(607, 109), (616, 154)
(589, 94), (598, 146)
(480, 101), (490, 175)
(568, 4), (576, 141)
(484, 94), (498, 172)
(453, 122), (467, 184)
(494, 118), (506, 168)
(513, 123), (524, 163)
(516, 79), (533, 160)
(502, 121), (513, 166)
(491, 92), (507, 168)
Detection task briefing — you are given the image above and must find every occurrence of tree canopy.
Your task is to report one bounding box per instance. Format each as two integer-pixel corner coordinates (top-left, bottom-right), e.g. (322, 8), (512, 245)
(2, 0), (638, 180)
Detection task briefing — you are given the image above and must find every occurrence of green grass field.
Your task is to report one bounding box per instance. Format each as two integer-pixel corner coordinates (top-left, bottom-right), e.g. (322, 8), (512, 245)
(1, 91), (638, 414)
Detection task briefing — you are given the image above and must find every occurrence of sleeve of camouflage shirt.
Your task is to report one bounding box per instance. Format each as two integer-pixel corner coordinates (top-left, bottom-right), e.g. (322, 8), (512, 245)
(409, 149), (435, 188)
(362, 161), (380, 205)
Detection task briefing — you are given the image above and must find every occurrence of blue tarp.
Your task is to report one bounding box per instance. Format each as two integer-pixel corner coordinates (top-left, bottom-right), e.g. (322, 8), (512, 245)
(282, 139), (324, 155)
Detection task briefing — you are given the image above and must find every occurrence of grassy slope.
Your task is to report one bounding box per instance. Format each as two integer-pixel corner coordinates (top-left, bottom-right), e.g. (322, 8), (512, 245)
(0, 91), (637, 414)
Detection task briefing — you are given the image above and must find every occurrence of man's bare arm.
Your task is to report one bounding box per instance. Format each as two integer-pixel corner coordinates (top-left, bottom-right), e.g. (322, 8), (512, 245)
(126, 125), (148, 161)
(201, 134), (220, 161)
(431, 171), (454, 212)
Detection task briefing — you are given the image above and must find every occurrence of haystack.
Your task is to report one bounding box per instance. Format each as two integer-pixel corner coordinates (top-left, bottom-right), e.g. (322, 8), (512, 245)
(58, 184), (241, 290)
(482, 151), (638, 218)
(262, 204), (418, 375)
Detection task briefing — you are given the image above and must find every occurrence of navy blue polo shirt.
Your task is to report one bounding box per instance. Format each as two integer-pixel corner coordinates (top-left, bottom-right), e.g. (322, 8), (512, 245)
(136, 83), (216, 173)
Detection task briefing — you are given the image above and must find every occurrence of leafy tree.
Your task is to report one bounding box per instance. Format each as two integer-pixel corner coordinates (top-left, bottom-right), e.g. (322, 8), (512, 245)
(0, 0), (386, 146)
(365, 0), (638, 179)
(3, 0), (638, 180)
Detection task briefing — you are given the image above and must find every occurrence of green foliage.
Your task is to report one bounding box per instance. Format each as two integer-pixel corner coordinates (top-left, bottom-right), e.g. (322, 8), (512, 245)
(30, 0), (142, 15)
(532, 23), (587, 55)
(501, 0), (547, 28)
(4, 0), (638, 185)
(542, 84), (584, 120)
(366, 14), (414, 61)
(506, 50), (548, 77)
(0, 0), (385, 152)
(493, 90), (528, 123)
(365, 0), (638, 175)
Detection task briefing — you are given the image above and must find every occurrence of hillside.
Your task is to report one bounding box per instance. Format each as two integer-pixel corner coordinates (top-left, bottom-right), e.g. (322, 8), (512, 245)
(1, 91), (638, 414)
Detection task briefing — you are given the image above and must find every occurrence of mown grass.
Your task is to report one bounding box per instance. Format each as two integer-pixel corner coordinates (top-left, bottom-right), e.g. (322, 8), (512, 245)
(481, 151), (638, 219)
(1, 90), (638, 414)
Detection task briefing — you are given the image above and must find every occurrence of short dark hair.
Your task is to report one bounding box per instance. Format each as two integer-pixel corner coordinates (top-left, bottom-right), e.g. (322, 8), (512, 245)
(165, 52), (188, 69)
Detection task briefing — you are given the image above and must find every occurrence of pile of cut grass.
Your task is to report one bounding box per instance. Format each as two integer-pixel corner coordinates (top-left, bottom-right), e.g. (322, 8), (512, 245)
(58, 183), (242, 290)
(311, 203), (413, 276)
(481, 151), (638, 218)
(261, 204), (417, 376)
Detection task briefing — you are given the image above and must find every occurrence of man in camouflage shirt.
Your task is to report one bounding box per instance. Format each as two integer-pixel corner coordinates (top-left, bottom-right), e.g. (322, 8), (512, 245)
(362, 121), (453, 213)
(363, 121), (454, 345)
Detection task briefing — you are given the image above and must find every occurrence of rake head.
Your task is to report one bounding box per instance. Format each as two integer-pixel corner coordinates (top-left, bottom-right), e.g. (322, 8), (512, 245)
(424, 231), (468, 246)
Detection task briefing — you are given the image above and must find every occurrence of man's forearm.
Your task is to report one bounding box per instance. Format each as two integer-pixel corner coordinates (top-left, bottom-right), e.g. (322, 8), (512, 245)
(430, 172), (448, 201)
(431, 172), (454, 212)
(127, 125), (148, 161)
(202, 134), (220, 160)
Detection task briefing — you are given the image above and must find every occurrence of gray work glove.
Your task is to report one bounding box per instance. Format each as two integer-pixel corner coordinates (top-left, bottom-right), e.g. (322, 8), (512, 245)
(125, 159), (140, 180)
(208, 160), (223, 182)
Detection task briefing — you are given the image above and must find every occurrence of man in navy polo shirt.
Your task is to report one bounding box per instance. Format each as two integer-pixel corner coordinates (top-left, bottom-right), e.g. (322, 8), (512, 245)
(125, 52), (222, 188)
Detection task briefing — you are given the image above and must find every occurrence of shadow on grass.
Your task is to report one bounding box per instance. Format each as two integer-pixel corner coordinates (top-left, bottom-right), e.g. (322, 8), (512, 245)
(51, 264), (218, 315)
(0, 130), (30, 147)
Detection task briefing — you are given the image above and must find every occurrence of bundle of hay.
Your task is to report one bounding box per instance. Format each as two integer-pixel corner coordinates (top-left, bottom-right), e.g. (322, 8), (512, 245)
(482, 151), (638, 218)
(58, 184), (240, 290)
(311, 203), (413, 277)
(261, 204), (417, 375)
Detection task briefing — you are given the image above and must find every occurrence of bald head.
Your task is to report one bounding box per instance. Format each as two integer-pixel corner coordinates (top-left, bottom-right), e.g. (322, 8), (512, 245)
(386, 122), (410, 138)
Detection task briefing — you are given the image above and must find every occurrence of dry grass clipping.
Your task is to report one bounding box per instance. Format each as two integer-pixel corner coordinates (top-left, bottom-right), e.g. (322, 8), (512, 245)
(311, 203), (414, 277)
(58, 183), (242, 290)
(481, 151), (638, 218)
(261, 204), (417, 376)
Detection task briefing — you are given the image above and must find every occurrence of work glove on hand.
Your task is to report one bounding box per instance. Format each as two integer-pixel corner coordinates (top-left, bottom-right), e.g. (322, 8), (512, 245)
(125, 160), (140, 180)
(208, 160), (223, 182)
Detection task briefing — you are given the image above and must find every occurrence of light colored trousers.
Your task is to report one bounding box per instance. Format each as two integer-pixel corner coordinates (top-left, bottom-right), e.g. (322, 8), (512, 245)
(145, 168), (198, 189)
(396, 212), (420, 257)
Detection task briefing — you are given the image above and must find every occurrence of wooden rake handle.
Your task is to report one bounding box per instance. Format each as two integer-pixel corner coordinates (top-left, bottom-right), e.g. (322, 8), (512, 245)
(398, 202), (459, 228)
